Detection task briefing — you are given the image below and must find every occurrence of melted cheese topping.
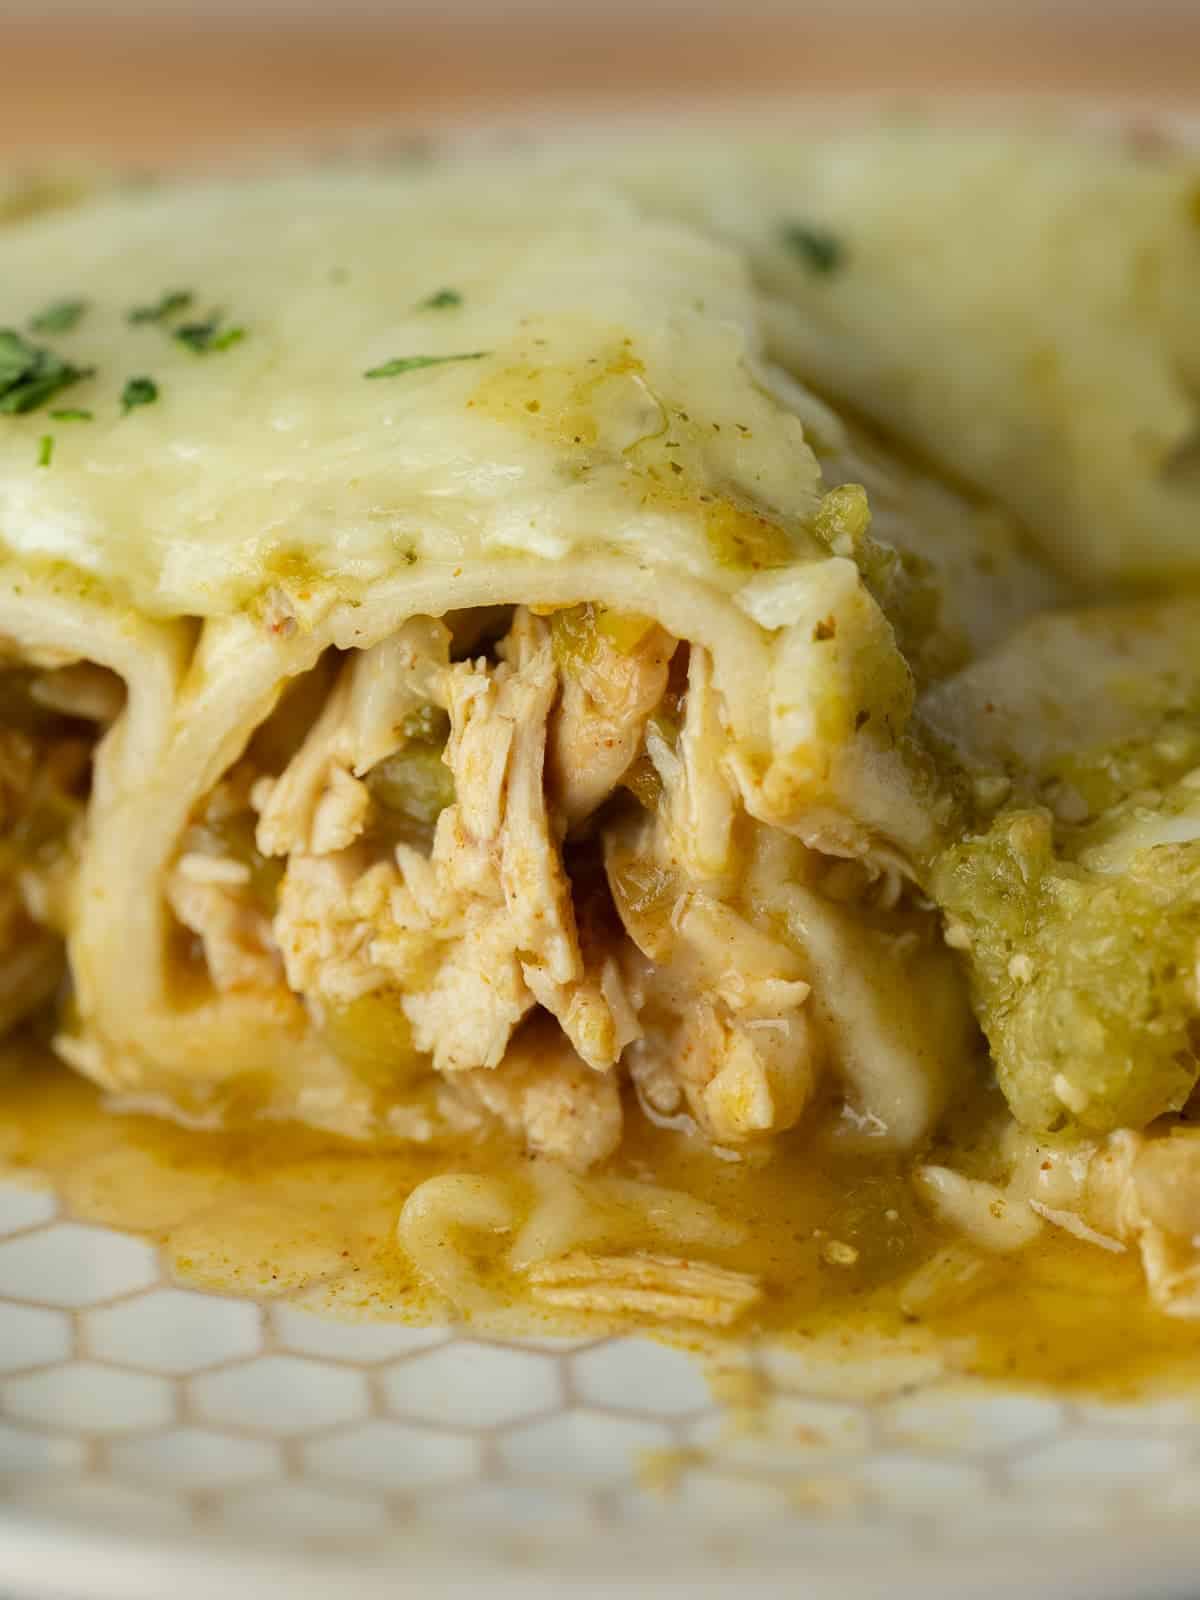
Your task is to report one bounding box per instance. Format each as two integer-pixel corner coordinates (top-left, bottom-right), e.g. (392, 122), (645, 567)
(548, 126), (1200, 583)
(0, 171), (825, 617)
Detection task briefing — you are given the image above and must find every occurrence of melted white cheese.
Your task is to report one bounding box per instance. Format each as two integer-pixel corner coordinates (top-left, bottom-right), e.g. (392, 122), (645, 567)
(0, 170), (825, 617)
(548, 126), (1200, 584)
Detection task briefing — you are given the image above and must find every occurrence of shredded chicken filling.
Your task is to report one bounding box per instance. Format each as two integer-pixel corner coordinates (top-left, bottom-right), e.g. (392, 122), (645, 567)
(165, 605), (839, 1168)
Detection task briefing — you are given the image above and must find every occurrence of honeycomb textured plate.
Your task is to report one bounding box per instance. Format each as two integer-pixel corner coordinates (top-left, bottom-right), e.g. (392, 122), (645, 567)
(2, 1170), (1200, 1600)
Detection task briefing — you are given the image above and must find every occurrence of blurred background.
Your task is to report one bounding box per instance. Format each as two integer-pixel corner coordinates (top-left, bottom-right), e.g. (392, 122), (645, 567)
(3, 0), (1198, 161)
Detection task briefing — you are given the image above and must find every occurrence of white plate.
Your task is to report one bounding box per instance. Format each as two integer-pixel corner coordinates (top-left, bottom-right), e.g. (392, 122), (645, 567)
(3, 101), (1200, 1600)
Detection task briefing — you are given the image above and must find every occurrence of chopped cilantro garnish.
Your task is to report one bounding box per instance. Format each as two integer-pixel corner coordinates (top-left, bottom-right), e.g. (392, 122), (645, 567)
(37, 435), (53, 467)
(419, 289), (463, 310)
(129, 290), (244, 352)
(365, 352), (487, 378)
(30, 298), (87, 334)
(174, 317), (245, 354)
(0, 329), (93, 415)
(121, 376), (158, 414)
(780, 222), (845, 275)
(0, 331), (33, 390)
(49, 408), (92, 421)
(128, 290), (193, 325)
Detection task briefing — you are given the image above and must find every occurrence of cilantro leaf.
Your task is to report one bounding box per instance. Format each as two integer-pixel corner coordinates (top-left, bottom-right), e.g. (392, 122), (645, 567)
(49, 408), (92, 421)
(128, 290), (193, 325)
(121, 376), (158, 414)
(0, 329), (40, 389)
(174, 317), (245, 354)
(779, 223), (846, 275)
(0, 329), (92, 415)
(419, 289), (463, 310)
(30, 298), (87, 334)
(365, 352), (487, 378)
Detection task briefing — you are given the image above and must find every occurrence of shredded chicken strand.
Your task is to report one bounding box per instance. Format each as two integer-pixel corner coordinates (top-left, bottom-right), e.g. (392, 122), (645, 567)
(986, 1125), (1200, 1318)
(1088, 1131), (1200, 1318)
(527, 1250), (763, 1327)
(255, 619), (452, 859)
(274, 850), (389, 1004)
(606, 817), (819, 1144)
(455, 1024), (623, 1171)
(167, 870), (281, 993)
(548, 612), (674, 827)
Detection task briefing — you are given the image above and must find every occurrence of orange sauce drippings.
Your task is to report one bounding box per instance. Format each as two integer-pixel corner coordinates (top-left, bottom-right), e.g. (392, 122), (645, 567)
(0, 1043), (1196, 1399)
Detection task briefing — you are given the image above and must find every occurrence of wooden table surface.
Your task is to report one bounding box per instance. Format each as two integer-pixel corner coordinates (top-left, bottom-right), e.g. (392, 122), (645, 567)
(2, 10), (1197, 161)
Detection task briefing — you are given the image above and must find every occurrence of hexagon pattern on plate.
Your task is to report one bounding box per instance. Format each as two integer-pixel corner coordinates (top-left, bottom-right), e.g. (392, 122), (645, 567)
(2, 1166), (1200, 1578)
